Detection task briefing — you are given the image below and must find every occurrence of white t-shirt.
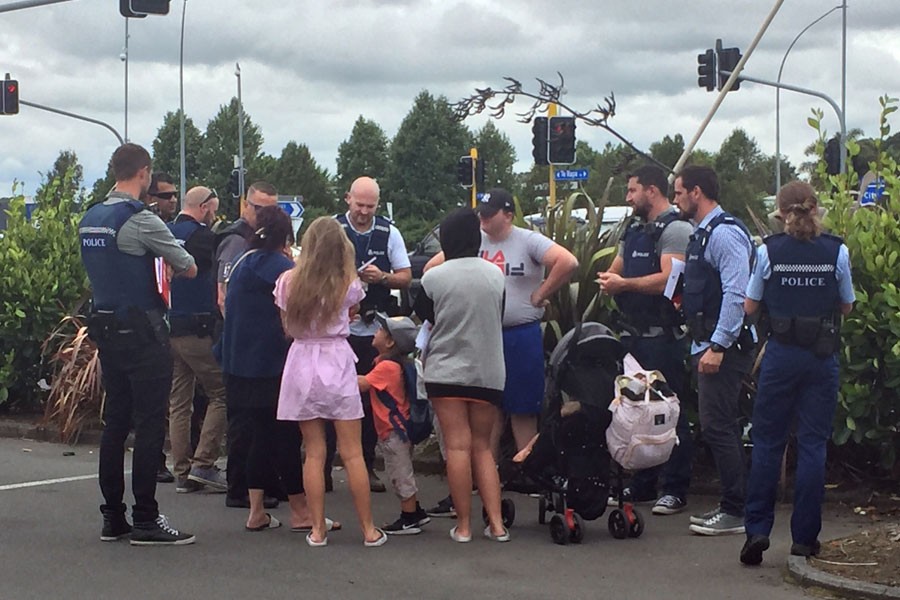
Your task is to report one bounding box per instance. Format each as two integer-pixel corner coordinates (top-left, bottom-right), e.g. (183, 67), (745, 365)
(344, 215), (411, 337)
(480, 226), (555, 328)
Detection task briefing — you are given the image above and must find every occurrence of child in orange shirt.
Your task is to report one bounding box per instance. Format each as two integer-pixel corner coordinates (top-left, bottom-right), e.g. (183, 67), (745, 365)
(358, 314), (431, 535)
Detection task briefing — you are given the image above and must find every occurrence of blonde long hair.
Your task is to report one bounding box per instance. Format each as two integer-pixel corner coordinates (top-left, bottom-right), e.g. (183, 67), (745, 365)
(283, 217), (357, 334)
(778, 181), (823, 242)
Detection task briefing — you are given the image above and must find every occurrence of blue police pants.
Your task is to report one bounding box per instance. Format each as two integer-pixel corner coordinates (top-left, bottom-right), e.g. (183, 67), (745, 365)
(624, 334), (694, 500)
(744, 339), (839, 545)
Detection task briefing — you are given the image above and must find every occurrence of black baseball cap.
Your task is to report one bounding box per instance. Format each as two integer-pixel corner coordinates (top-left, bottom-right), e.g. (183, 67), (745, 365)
(476, 188), (514, 217)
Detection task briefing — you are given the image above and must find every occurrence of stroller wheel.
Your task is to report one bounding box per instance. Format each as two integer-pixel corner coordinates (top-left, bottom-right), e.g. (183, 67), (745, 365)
(608, 509), (629, 540)
(501, 498), (516, 528)
(569, 512), (585, 544)
(538, 496), (547, 525)
(628, 509), (645, 538)
(549, 514), (569, 545)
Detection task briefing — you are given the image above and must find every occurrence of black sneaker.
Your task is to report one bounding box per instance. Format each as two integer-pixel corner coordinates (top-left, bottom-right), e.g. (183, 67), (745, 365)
(383, 511), (429, 536)
(740, 534), (770, 566)
(100, 512), (132, 542)
(130, 515), (195, 546)
(425, 496), (456, 518)
(790, 540), (821, 557)
(156, 466), (175, 484)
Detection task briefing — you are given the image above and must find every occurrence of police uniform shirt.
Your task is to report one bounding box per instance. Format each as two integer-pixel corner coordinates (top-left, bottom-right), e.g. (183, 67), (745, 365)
(108, 194), (194, 273)
(745, 241), (855, 305)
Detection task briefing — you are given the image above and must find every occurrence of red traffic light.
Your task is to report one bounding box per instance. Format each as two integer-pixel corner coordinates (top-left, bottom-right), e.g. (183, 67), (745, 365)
(6, 83), (16, 93)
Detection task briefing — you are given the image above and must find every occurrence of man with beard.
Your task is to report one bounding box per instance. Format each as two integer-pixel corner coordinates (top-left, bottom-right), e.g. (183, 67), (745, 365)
(673, 165), (755, 537)
(596, 165), (694, 517)
(148, 172), (179, 223)
(166, 186), (230, 495)
(80, 143), (197, 545)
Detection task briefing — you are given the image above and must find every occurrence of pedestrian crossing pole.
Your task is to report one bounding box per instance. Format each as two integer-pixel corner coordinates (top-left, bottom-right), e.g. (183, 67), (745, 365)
(470, 147), (479, 208)
(548, 103), (557, 208)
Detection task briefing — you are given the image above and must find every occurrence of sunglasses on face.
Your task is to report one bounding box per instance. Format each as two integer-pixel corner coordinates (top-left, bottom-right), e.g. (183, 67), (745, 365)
(151, 191), (178, 201)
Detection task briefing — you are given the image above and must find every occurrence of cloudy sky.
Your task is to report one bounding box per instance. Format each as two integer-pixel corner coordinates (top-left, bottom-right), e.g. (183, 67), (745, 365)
(2, 0), (899, 198)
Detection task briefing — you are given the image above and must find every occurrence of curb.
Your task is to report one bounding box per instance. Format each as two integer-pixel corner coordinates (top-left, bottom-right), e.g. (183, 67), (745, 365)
(787, 555), (900, 599)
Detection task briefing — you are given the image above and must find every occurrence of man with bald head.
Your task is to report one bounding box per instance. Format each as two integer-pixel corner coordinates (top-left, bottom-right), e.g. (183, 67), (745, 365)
(166, 186), (229, 493)
(333, 176), (412, 492)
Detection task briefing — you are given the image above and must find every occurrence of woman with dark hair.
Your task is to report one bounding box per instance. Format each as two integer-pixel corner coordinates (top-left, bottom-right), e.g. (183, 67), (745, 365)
(739, 181), (855, 566)
(218, 206), (321, 532)
(414, 207), (509, 543)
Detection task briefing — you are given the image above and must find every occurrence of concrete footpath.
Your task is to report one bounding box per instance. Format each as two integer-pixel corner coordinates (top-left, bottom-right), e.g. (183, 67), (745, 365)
(0, 421), (895, 600)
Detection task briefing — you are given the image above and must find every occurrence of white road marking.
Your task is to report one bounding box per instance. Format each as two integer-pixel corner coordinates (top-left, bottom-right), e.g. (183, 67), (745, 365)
(0, 471), (130, 491)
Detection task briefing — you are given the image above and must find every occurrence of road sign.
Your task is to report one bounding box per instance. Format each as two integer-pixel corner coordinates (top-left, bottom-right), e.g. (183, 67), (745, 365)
(861, 178), (885, 207)
(554, 169), (589, 182)
(278, 199), (304, 218)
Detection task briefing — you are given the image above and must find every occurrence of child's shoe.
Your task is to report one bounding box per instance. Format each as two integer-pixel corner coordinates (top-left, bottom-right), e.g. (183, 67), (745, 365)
(384, 508), (430, 535)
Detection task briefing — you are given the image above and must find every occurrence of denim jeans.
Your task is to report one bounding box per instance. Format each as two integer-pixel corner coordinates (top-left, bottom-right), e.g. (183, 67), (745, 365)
(745, 339), (839, 545)
(624, 334), (694, 500)
(97, 330), (173, 524)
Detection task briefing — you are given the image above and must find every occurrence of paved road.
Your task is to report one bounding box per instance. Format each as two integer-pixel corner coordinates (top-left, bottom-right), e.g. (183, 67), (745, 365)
(0, 437), (866, 600)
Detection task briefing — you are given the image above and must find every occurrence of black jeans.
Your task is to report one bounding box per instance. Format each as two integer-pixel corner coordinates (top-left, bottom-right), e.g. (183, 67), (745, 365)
(97, 330), (173, 524)
(694, 348), (753, 517)
(623, 334), (694, 500)
(325, 334), (378, 472)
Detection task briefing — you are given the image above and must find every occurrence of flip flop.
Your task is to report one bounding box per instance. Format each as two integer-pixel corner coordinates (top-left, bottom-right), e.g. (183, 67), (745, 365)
(306, 532), (327, 547)
(245, 514), (281, 532)
(364, 528), (388, 547)
(291, 517), (342, 533)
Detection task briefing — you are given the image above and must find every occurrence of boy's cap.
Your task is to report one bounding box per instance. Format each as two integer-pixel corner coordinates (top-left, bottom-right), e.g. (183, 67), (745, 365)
(475, 188), (514, 217)
(374, 312), (418, 354)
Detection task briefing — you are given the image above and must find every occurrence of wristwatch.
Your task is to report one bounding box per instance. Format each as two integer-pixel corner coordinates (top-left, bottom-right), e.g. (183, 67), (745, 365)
(709, 342), (727, 353)
(379, 273), (388, 284)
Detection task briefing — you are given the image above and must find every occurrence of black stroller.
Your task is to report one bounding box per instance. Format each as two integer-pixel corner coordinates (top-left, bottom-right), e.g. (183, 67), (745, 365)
(505, 322), (646, 544)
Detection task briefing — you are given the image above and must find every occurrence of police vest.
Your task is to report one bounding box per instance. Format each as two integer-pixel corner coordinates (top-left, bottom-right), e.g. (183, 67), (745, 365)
(79, 199), (164, 315)
(168, 218), (217, 321)
(682, 211), (752, 342)
(336, 213), (392, 312)
(615, 211), (683, 330)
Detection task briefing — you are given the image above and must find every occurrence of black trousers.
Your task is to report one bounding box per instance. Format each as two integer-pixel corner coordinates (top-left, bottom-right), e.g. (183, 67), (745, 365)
(96, 330), (172, 524)
(325, 334), (378, 472)
(242, 403), (303, 495)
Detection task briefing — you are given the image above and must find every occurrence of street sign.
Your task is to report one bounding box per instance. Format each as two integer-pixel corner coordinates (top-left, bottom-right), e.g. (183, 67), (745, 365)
(278, 199), (304, 218)
(861, 178), (885, 207)
(554, 169), (589, 182)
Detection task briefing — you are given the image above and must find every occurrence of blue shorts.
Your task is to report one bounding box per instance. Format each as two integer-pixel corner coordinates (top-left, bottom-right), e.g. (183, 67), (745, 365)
(502, 321), (545, 415)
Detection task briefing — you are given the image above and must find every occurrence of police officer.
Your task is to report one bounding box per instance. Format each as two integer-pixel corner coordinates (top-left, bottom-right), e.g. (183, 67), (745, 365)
(333, 176), (412, 492)
(739, 181), (854, 566)
(597, 165), (694, 516)
(80, 143), (197, 545)
(674, 165), (755, 537)
(167, 186), (229, 494)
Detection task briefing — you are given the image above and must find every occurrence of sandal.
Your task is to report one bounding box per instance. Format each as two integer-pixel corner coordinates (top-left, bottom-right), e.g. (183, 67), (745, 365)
(245, 514), (281, 532)
(305, 532), (327, 547)
(364, 528), (388, 547)
(449, 526), (472, 543)
(483, 525), (510, 542)
(291, 517), (342, 533)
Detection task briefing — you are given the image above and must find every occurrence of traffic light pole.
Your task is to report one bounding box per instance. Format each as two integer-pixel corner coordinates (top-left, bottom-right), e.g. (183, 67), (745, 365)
(547, 103), (557, 208)
(723, 70), (846, 175)
(469, 147), (478, 208)
(20, 100), (124, 145)
(672, 0), (784, 181)
(235, 63), (245, 199)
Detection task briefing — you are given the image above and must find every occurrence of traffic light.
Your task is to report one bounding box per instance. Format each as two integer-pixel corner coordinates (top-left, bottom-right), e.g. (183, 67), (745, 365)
(697, 49), (716, 91)
(1, 77), (18, 115)
(457, 156), (474, 188)
(548, 116), (576, 165)
(824, 137), (842, 176)
(474, 158), (486, 188)
(228, 169), (242, 198)
(120, 0), (170, 17)
(531, 117), (549, 166)
(716, 42), (742, 91)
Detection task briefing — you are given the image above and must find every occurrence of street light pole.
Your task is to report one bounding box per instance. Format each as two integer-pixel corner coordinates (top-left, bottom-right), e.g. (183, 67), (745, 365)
(775, 5), (842, 191)
(179, 0), (188, 207)
(123, 16), (129, 142)
(235, 63), (245, 197)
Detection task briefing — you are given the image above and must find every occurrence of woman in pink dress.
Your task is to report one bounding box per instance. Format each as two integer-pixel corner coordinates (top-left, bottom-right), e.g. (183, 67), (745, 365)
(275, 217), (387, 548)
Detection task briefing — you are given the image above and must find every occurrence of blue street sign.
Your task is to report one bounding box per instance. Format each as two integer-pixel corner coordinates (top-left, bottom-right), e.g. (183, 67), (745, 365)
(861, 178), (885, 207)
(278, 200), (304, 218)
(554, 169), (589, 181)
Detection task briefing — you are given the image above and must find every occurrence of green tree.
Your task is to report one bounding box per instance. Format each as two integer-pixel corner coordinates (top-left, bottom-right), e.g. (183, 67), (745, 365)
(335, 116), (390, 195)
(269, 141), (335, 211)
(88, 163), (116, 205)
(36, 150), (85, 207)
(714, 128), (771, 223)
(197, 98), (264, 219)
(383, 91), (473, 232)
(474, 120), (517, 194)
(649, 134), (685, 172)
(151, 110), (204, 187)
